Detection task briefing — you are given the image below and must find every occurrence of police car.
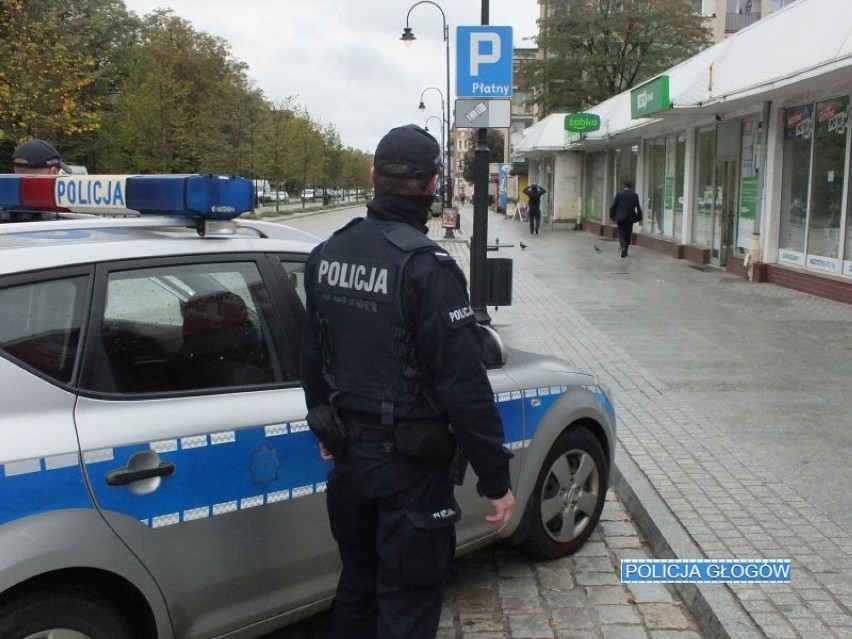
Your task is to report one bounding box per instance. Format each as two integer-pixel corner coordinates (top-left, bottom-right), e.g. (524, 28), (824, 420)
(0, 173), (616, 639)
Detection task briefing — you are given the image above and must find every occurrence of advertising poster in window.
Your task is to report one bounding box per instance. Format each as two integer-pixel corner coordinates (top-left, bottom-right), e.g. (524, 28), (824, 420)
(784, 104), (813, 140)
(815, 97), (848, 138)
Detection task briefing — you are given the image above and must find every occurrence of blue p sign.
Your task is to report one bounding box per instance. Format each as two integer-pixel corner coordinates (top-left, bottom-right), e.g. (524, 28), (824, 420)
(456, 26), (513, 99)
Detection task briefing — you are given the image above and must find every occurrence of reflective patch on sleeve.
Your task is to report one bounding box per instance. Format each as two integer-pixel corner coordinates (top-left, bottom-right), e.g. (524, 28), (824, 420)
(443, 303), (476, 328)
(432, 250), (457, 265)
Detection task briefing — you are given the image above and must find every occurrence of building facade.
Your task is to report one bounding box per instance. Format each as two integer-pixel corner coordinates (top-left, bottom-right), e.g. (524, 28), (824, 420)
(516, 0), (852, 302)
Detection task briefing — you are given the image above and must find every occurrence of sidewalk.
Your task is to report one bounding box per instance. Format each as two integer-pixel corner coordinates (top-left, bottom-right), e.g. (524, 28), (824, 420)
(429, 207), (852, 639)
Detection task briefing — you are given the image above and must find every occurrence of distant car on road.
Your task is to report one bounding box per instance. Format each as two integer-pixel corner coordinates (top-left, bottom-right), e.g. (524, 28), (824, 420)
(0, 172), (616, 638)
(301, 188), (315, 201)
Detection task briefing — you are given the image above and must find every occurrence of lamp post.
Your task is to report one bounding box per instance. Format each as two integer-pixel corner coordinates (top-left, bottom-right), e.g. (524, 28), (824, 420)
(417, 86), (447, 208)
(423, 113), (445, 160)
(400, 1), (453, 229)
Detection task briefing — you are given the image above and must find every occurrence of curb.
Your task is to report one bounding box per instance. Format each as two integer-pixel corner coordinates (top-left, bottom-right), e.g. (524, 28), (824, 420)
(613, 447), (765, 639)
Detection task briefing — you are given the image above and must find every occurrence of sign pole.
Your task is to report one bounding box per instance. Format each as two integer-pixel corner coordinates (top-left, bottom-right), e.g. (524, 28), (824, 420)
(470, 0), (490, 323)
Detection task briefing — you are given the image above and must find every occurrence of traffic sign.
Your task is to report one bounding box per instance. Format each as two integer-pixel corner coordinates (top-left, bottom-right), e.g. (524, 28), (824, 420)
(456, 26), (513, 99)
(454, 99), (511, 128)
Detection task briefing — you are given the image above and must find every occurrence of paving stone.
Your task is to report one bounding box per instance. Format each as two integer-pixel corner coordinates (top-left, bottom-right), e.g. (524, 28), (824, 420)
(649, 632), (704, 639)
(626, 583), (674, 604)
(576, 572), (622, 586)
(553, 630), (600, 639)
(455, 587), (499, 611)
(574, 541), (609, 557)
(636, 603), (692, 630)
(595, 604), (642, 625)
(537, 563), (576, 591)
(601, 521), (640, 537)
(540, 589), (588, 609)
(573, 555), (616, 573)
(601, 625), (651, 639)
(499, 578), (541, 600)
(457, 614), (505, 633)
(586, 585), (630, 605)
(508, 614), (558, 638)
(549, 606), (596, 630)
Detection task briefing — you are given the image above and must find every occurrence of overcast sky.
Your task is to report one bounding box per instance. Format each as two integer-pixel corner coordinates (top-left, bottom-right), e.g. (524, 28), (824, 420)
(122, 0), (540, 153)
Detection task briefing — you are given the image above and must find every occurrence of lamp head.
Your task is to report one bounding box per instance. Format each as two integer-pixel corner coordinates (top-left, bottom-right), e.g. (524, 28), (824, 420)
(400, 27), (416, 46)
(418, 101), (426, 112)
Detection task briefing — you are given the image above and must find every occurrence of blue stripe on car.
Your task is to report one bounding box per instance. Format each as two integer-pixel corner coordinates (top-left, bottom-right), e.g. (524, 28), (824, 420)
(1, 387), (572, 529)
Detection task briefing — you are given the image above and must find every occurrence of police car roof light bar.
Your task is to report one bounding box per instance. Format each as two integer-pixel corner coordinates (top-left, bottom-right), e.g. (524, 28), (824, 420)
(0, 174), (253, 220)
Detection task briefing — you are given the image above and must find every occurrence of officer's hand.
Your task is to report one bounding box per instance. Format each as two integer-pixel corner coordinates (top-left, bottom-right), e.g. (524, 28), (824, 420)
(485, 489), (515, 525)
(319, 443), (334, 462)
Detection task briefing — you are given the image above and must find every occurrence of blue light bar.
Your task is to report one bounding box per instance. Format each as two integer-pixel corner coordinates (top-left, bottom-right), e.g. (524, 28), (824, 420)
(0, 174), (254, 219)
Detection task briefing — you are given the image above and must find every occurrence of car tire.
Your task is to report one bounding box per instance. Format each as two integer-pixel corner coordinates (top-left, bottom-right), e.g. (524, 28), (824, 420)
(520, 427), (608, 560)
(0, 586), (134, 639)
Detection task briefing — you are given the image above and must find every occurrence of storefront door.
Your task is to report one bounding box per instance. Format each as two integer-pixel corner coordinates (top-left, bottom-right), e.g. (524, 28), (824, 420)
(715, 160), (738, 265)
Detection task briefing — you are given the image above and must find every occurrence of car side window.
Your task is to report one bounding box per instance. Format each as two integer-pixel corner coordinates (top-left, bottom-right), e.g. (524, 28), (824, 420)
(83, 261), (293, 394)
(0, 276), (87, 384)
(279, 259), (307, 307)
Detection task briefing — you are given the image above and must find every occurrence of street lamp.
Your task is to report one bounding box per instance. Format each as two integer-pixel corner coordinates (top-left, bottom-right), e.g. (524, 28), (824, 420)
(417, 86), (447, 210)
(400, 1), (453, 229)
(423, 115), (443, 136)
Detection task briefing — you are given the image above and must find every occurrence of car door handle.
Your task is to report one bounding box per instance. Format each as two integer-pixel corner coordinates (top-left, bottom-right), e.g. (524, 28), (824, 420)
(106, 461), (176, 486)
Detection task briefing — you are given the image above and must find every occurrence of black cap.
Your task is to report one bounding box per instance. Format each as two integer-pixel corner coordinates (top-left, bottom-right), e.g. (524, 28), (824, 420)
(12, 139), (70, 172)
(374, 125), (442, 179)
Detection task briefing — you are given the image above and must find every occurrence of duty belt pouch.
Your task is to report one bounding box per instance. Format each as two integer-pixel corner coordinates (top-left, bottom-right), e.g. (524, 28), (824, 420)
(394, 419), (455, 464)
(306, 404), (347, 458)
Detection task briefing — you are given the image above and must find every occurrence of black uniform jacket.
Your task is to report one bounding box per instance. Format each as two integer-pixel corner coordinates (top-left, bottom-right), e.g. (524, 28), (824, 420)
(300, 214), (511, 499)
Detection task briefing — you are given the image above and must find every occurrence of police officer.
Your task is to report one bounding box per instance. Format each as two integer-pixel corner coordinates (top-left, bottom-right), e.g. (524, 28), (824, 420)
(11, 139), (70, 175)
(300, 124), (515, 639)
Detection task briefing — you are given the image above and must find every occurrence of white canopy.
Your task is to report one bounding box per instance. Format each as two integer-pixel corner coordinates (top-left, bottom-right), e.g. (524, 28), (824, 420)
(517, 0), (852, 153)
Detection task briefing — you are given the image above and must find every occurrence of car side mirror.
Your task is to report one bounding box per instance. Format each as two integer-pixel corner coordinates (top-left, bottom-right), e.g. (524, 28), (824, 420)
(479, 324), (506, 369)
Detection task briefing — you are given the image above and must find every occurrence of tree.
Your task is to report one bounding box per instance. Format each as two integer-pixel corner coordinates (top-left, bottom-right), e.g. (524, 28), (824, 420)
(461, 129), (505, 183)
(524, 0), (712, 117)
(0, 0), (117, 164)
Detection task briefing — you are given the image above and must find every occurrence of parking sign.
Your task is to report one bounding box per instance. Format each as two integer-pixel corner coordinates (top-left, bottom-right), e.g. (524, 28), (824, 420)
(456, 26), (513, 99)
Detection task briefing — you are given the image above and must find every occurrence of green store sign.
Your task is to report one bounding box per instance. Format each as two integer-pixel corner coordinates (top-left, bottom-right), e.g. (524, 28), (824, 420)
(631, 75), (670, 119)
(565, 112), (601, 133)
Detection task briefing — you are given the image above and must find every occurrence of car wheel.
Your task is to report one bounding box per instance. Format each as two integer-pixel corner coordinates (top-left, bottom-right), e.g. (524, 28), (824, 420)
(521, 428), (608, 560)
(0, 587), (134, 639)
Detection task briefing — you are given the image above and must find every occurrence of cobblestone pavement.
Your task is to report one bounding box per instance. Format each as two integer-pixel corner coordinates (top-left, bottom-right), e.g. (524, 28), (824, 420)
(268, 491), (702, 639)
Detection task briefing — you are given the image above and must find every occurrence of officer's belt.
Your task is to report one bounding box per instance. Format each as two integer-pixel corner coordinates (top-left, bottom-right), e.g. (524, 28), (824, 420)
(337, 410), (386, 430)
(337, 410), (447, 431)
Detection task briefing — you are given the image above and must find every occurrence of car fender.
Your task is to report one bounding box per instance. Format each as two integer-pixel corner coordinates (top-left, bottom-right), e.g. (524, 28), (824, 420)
(499, 384), (616, 540)
(0, 509), (173, 638)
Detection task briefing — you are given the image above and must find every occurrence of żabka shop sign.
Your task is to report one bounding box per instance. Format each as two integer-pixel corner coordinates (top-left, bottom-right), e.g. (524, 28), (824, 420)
(631, 75), (670, 119)
(565, 113), (601, 133)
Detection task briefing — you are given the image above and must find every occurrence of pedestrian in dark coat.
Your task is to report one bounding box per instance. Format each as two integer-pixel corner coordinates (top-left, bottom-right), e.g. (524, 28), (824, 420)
(609, 180), (643, 257)
(523, 183), (546, 235)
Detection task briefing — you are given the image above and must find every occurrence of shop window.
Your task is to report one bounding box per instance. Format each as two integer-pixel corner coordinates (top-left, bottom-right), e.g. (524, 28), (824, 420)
(779, 105), (813, 258)
(644, 138), (666, 235)
(806, 97), (848, 261)
(737, 118), (761, 254)
(693, 128), (718, 247)
(584, 152), (605, 220)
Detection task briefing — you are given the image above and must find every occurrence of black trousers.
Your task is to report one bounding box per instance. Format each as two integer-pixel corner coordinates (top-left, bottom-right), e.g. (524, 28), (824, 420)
(326, 426), (459, 639)
(528, 208), (541, 234)
(616, 220), (634, 250)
